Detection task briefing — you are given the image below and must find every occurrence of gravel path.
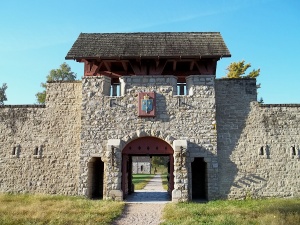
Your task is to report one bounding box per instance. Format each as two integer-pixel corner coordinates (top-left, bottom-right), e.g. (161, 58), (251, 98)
(112, 175), (170, 225)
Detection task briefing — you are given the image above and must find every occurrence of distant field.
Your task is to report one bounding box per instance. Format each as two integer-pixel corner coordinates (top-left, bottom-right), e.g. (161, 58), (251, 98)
(162, 198), (300, 225)
(132, 173), (168, 190)
(0, 193), (124, 225)
(132, 174), (155, 190)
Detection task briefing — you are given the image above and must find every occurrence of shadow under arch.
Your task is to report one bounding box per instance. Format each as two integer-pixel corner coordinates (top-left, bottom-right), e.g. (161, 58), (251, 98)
(122, 136), (174, 199)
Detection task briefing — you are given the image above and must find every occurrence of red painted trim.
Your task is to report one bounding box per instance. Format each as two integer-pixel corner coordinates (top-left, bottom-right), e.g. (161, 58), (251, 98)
(122, 137), (173, 155)
(169, 155), (174, 191)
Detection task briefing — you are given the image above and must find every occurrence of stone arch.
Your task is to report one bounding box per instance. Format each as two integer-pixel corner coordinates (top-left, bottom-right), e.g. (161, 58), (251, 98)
(121, 136), (174, 198)
(121, 129), (175, 148)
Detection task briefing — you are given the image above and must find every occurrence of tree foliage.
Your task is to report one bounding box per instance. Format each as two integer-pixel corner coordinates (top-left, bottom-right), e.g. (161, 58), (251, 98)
(152, 156), (168, 166)
(225, 60), (260, 79)
(0, 83), (8, 105)
(36, 63), (77, 104)
(258, 97), (264, 104)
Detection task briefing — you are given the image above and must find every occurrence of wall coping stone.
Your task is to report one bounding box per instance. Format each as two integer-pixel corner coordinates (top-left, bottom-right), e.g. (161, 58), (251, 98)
(47, 80), (82, 83)
(215, 78), (256, 81)
(0, 105), (46, 108)
(260, 104), (300, 108)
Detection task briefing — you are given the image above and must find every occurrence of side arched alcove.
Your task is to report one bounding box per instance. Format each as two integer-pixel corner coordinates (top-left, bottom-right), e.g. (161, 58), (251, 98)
(190, 157), (208, 200)
(87, 157), (104, 199)
(188, 153), (219, 201)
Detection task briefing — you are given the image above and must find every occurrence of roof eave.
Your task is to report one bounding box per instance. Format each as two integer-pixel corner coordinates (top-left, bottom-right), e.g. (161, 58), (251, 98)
(65, 54), (231, 61)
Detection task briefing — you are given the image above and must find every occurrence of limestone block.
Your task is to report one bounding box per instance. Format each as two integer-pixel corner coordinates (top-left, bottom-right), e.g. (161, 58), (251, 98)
(173, 140), (188, 152)
(171, 189), (182, 202)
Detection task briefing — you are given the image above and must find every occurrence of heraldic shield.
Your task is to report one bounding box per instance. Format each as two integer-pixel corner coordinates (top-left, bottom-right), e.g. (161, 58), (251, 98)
(142, 95), (153, 113)
(138, 92), (156, 117)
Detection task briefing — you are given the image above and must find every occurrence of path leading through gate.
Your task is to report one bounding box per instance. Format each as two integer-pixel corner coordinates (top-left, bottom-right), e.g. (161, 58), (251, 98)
(113, 175), (170, 225)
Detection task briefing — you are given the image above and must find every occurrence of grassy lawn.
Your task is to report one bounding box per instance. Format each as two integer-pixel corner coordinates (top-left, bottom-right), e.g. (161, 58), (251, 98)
(132, 173), (168, 190)
(0, 193), (124, 225)
(162, 198), (300, 225)
(132, 174), (155, 190)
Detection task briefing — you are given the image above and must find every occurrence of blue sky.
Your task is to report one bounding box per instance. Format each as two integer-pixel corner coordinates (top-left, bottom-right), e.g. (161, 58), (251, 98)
(0, 0), (299, 104)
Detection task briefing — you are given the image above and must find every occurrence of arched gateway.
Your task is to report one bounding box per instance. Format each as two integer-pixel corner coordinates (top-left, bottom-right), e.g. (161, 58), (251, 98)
(68, 33), (227, 202)
(122, 137), (174, 198)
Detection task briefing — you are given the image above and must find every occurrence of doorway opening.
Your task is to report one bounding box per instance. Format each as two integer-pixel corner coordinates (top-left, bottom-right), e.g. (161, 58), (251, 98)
(122, 137), (174, 200)
(192, 157), (207, 200)
(87, 157), (104, 199)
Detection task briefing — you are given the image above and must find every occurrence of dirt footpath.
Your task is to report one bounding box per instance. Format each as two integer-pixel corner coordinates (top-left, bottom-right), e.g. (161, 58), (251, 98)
(113, 203), (165, 225)
(112, 175), (169, 225)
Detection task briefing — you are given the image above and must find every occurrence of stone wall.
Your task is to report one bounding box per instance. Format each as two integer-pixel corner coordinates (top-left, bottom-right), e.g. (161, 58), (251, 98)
(132, 162), (151, 174)
(1, 77), (299, 201)
(80, 75), (218, 201)
(132, 157), (151, 174)
(0, 81), (82, 195)
(216, 78), (300, 199)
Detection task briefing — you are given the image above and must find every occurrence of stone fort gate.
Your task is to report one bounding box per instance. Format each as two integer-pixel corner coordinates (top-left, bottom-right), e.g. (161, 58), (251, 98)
(68, 32), (228, 202)
(1, 32), (299, 202)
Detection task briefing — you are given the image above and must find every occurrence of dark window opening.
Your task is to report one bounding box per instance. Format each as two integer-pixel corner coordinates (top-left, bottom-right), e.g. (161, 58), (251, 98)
(34, 147), (39, 155)
(12, 147), (16, 155)
(292, 146), (296, 156)
(259, 146), (264, 155)
(110, 83), (120, 96)
(177, 83), (187, 95)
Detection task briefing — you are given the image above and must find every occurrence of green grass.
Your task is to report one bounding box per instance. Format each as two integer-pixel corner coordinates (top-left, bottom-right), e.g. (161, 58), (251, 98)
(162, 198), (300, 225)
(132, 174), (155, 190)
(0, 193), (124, 225)
(132, 172), (168, 190)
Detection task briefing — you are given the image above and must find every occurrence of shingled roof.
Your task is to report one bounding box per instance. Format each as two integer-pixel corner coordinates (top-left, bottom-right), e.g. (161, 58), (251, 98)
(65, 32), (231, 60)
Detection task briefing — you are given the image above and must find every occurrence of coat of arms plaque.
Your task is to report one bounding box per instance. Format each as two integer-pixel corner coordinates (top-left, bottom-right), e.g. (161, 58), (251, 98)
(138, 92), (156, 117)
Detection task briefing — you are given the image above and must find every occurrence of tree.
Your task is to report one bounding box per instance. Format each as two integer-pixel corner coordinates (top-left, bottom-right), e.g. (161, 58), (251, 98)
(225, 60), (260, 79)
(258, 97), (264, 104)
(225, 60), (263, 102)
(0, 83), (8, 105)
(36, 63), (77, 104)
(152, 156), (165, 166)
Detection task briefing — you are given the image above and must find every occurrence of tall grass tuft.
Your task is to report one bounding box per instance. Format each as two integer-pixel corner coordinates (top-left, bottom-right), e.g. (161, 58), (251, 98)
(0, 193), (124, 225)
(162, 198), (300, 225)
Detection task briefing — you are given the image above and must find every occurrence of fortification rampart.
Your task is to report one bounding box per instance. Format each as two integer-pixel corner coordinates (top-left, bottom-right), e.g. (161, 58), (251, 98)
(0, 81), (82, 195)
(1, 78), (299, 200)
(216, 78), (300, 199)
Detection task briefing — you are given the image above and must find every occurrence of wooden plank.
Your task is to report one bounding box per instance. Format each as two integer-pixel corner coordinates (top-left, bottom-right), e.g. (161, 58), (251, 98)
(173, 61), (177, 71)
